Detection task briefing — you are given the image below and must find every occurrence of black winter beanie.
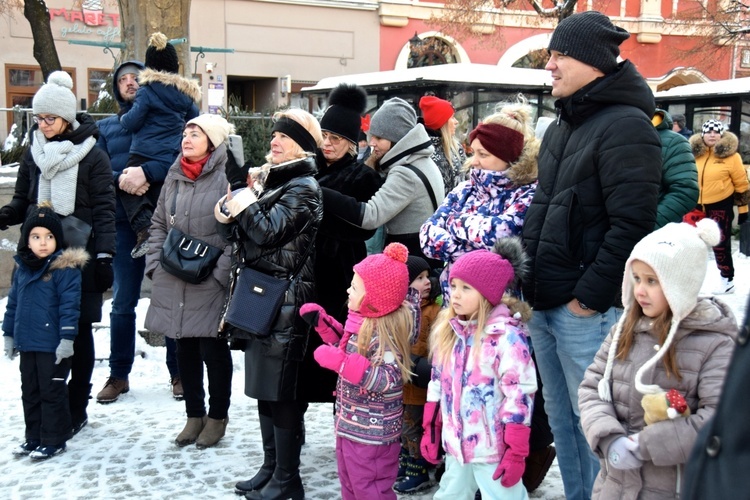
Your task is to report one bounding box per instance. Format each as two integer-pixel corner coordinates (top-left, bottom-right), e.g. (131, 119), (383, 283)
(21, 202), (64, 251)
(548, 11), (630, 74)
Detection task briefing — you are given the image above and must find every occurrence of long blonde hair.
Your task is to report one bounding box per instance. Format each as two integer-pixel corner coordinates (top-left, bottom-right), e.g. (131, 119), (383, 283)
(356, 302), (414, 382)
(616, 303), (681, 380)
(429, 292), (531, 370)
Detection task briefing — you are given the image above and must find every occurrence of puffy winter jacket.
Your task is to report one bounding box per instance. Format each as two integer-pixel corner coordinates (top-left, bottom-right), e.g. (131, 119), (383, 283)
(522, 61), (662, 313)
(652, 109), (699, 228)
(689, 131), (749, 213)
(579, 298), (737, 499)
(5, 113), (116, 323)
(3, 248), (88, 352)
(119, 69), (200, 168)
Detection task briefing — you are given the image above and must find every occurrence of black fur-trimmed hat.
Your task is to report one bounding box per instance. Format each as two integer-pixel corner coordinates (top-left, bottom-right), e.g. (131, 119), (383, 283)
(145, 32), (179, 74)
(320, 84), (368, 144)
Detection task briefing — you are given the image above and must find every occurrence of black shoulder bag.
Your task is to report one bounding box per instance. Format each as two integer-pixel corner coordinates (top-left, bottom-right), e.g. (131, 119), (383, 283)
(159, 183), (223, 284)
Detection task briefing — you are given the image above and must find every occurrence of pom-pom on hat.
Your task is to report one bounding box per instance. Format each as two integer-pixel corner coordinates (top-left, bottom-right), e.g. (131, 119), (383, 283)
(353, 243), (410, 318)
(406, 255), (430, 284)
(369, 97), (417, 144)
(320, 84), (368, 144)
(449, 237), (527, 307)
(469, 123), (524, 164)
(186, 114), (236, 149)
(145, 32), (179, 74)
(548, 11), (630, 74)
(597, 219), (721, 402)
(32, 71), (78, 126)
(419, 96), (454, 131)
(701, 119), (724, 136)
(21, 201), (64, 252)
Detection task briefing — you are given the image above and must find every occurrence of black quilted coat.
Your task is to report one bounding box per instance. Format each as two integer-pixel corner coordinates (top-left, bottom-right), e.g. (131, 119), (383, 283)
(522, 61), (662, 313)
(219, 157), (323, 402)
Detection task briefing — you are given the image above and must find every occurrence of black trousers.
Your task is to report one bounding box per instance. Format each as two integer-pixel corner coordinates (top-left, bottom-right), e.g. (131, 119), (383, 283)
(20, 351), (73, 445)
(118, 153), (161, 233)
(702, 195), (735, 280)
(258, 399), (303, 431)
(176, 337), (233, 419)
(68, 320), (94, 426)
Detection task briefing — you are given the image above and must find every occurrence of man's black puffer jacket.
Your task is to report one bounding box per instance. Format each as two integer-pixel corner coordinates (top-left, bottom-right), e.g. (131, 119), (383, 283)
(522, 60), (662, 313)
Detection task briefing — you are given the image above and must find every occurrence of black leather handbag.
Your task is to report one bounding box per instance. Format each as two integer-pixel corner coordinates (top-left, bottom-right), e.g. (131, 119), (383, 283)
(159, 184), (222, 285)
(224, 240), (313, 338)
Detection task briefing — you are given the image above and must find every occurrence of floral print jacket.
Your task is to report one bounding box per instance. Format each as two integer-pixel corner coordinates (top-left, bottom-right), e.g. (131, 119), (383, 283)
(420, 168), (536, 299)
(426, 304), (536, 464)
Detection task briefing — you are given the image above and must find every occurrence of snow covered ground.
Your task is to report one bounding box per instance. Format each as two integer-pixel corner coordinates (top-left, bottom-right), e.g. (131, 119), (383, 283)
(0, 247), (746, 499)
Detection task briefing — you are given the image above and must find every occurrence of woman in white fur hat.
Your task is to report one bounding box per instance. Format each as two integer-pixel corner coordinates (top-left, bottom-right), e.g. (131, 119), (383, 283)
(578, 218), (738, 499)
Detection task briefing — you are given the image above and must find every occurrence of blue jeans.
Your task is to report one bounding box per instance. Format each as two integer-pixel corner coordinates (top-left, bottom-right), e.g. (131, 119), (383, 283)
(109, 219), (145, 380)
(527, 304), (620, 500)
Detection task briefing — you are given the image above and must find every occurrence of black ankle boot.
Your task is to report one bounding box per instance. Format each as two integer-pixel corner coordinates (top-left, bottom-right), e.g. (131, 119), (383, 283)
(245, 426), (303, 500)
(235, 415), (276, 495)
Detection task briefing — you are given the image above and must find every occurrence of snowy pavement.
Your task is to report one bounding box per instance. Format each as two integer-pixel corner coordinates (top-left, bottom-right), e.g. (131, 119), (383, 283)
(0, 247), (746, 499)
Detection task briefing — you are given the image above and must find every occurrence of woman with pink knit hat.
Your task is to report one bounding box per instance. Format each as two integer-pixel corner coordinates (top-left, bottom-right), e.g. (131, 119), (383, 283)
(419, 95), (466, 195)
(300, 242), (415, 499)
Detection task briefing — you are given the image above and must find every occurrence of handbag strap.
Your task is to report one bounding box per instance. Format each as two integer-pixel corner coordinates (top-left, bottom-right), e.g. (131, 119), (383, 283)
(401, 163), (438, 211)
(169, 183), (179, 226)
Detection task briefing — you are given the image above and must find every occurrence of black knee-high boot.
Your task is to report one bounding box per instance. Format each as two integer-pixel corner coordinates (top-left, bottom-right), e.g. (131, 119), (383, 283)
(235, 414), (275, 494)
(245, 426), (303, 500)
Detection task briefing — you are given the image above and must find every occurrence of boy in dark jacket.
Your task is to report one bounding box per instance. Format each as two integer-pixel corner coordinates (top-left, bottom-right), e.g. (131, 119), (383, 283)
(3, 203), (89, 459)
(118, 31), (201, 258)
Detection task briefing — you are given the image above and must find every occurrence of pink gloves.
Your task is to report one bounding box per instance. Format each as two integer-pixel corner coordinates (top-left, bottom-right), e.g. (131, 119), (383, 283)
(313, 345), (370, 385)
(493, 423), (530, 487)
(420, 401), (443, 464)
(299, 303), (343, 345)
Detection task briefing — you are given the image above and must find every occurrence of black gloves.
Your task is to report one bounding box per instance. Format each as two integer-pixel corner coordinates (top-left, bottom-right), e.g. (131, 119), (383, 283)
(0, 206), (15, 231)
(225, 152), (253, 191)
(94, 257), (114, 292)
(321, 187), (365, 227)
(739, 212), (748, 225)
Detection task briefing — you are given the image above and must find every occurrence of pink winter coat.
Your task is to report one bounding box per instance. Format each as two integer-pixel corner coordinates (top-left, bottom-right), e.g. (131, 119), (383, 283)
(578, 298), (737, 499)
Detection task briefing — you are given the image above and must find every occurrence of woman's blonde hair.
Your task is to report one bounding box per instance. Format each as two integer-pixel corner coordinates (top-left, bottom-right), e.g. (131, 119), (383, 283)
(356, 302), (414, 382)
(616, 303), (681, 380)
(439, 118), (460, 164)
(264, 108), (324, 163)
(429, 292), (531, 369)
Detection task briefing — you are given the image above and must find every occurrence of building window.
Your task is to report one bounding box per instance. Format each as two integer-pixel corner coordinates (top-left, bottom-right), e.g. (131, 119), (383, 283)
(742, 49), (750, 69)
(88, 68), (110, 108)
(5, 65), (76, 137)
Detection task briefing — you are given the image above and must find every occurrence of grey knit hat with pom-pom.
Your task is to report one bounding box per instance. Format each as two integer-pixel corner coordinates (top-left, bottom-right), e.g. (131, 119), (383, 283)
(598, 219), (721, 401)
(32, 71), (78, 125)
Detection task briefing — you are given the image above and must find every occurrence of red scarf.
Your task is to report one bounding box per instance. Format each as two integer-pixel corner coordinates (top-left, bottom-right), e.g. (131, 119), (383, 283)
(180, 155), (210, 180)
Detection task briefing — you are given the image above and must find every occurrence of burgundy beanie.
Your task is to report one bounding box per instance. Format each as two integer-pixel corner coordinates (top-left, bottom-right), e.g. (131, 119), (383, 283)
(353, 243), (410, 318)
(419, 96), (454, 130)
(469, 123), (524, 164)
(450, 249), (515, 307)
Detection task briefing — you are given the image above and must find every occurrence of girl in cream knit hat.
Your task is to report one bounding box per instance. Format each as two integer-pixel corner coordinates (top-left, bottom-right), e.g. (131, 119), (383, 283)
(578, 219), (738, 499)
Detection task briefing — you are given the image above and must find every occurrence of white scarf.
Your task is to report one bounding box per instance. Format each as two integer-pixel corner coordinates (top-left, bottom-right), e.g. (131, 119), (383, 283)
(31, 129), (96, 216)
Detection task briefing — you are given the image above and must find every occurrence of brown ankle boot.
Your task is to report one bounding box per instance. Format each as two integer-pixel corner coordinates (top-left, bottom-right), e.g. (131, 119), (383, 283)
(195, 417), (228, 449)
(175, 417), (207, 447)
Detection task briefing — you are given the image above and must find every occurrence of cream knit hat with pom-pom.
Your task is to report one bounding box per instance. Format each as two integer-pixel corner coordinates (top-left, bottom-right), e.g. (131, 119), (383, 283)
(598, 218), (721, 401)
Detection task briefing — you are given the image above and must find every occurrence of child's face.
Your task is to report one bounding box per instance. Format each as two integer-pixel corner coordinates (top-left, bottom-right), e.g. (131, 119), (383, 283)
(631, 260), (668, 318)
(28, 226), (56, 258)
(450, 278), (482, 318)
(347, 272), (366, 312)
(410, 270), (431, 300)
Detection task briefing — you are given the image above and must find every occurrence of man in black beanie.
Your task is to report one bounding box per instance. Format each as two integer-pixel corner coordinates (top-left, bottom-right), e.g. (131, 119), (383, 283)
(521, 10), (662, 500)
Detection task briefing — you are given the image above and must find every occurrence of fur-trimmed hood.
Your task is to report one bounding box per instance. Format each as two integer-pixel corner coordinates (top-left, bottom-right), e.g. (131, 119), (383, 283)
(137, 68), (201, 104)
(690, 130), (739, 159)
(49, 247), (90, 271)
(506, 136), (540, 186)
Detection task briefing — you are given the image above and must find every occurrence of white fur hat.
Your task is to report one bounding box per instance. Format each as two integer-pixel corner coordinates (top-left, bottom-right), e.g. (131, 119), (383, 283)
(598, 219), (720, 401)
(186, 114), (235, 149)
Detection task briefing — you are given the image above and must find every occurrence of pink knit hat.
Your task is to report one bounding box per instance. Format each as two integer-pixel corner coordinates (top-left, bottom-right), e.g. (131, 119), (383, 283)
(450, 250), (515, 307)
(353, 243), (410, 318)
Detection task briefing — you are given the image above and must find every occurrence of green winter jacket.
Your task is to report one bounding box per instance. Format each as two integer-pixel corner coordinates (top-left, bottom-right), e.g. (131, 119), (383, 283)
(653, 109), (699, 228)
